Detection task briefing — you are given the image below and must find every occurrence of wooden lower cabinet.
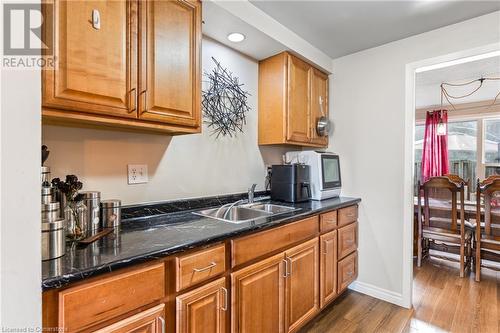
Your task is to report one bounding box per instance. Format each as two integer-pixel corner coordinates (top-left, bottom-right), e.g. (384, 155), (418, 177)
(231, 238), (320, 333)
(284, 238), (319, 333)
(231, 253), (286, 333)
(94, 304), (165, 333)
(176, 277), (227, 333)
(320, 230), (337, 308)
(42, 206), (361, 333)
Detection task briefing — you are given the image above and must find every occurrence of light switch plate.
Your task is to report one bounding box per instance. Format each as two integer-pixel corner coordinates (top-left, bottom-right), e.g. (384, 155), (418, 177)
(127, 164), (148, 184)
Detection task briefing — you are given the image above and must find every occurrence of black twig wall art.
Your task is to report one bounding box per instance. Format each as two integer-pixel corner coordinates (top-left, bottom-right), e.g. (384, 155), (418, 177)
(202, 57), (251, 138)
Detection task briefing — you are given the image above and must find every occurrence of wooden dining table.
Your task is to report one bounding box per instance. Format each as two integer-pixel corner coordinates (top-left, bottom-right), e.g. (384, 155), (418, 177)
(413, 197), (500, 220)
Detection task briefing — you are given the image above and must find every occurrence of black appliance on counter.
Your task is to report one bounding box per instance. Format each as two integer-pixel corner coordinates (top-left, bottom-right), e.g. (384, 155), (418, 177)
(270, 164), (311, 203)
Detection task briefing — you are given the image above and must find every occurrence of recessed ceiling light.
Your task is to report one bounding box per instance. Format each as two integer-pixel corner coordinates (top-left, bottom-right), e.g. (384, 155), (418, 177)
(227, 33), (245, 43)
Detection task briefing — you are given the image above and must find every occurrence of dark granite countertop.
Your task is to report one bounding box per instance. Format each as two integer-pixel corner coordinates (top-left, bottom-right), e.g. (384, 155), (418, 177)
(42, 195), (360, 290)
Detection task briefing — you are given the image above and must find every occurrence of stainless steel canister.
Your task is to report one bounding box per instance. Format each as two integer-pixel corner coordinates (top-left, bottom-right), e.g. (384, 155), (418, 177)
(41, 218), (66, 260)
(54, 188), (67, 219)
(81, 191), (101, 234)
(41, 166), (50, 185)
(41, 202), (60, 220)
(41, 186), (54, 204)
(101, 199), (121, 228)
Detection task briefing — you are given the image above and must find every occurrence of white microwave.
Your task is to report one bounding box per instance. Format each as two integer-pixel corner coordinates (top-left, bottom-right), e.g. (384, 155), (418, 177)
(285, 151), (341, 200)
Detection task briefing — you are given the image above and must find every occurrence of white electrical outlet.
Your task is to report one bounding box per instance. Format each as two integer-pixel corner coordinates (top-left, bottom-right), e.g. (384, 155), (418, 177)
(127, 164), (148, 184)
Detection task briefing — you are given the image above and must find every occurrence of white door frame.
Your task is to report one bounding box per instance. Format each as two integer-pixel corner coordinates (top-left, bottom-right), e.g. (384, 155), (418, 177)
(402, 43), (500, 308)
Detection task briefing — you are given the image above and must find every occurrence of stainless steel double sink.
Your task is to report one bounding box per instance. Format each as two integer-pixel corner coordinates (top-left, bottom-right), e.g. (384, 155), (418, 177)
(193, 202), (300, 223)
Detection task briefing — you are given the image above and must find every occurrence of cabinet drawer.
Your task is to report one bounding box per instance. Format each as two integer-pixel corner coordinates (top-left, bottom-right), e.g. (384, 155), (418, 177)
(320, 210), (337, 232)
(338, 222), (357, 259)
(59, 263), (165, 332)
(176, 243), (226, 292)
(338, 205), (358, 227)
(231, 216), (319, 267)
(338, 251), (358, 292)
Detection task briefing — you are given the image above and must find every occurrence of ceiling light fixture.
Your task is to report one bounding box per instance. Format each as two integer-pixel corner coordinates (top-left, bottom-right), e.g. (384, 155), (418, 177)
(227, 33), (245, 43)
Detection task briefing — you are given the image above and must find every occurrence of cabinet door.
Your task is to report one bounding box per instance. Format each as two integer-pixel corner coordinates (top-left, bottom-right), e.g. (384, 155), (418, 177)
(309, 68), (329, 146)
(94, 304), (164, 333)
(320, 230), (337, 308)
(139, 0), (201, 127)
(284, 238), (319, 333)
(231, 253), (286, 333)
(338, 251), (358, 293)
(43, 0), (137, 118)
(176, 277), (227, 333)
(286, 55), (311, 143)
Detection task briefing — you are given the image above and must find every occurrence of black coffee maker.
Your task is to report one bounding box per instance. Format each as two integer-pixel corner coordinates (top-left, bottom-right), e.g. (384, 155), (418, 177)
(270, 164), (311, 203)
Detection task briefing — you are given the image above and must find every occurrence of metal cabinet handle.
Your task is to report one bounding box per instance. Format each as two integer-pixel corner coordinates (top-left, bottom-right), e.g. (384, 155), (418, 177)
(346, 239), (355, 245)
(140, 90), (147, 113)
(282, 259), (288, 277)
(158, 316), (165, 333)
(128, 88), (137, 113)
(91, 9), (100, 30)
(193, 261), (216, 272)
(287, 257), (293, 276)
(221, 287), (228, 311)
(347, 213), (356, 218)
(347, 270), (354, 277)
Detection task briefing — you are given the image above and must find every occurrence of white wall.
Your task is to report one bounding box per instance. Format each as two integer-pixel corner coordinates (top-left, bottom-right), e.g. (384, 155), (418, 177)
(330, 11), (500, 307)
(43, 38), (288, 205)
(0, 58), (42, 330)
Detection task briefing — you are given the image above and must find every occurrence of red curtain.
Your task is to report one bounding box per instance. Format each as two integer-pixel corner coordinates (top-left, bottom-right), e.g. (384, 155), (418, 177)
(421, 110), (449, 182)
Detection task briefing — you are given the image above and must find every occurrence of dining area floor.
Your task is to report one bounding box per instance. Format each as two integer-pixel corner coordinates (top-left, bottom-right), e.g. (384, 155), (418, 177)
(300, 259), (499, 333)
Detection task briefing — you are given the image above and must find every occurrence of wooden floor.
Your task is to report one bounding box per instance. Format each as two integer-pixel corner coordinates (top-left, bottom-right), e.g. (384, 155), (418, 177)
(301, 259), (500, 333)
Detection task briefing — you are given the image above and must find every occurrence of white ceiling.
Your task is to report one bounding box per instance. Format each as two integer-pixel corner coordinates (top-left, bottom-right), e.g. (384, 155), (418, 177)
(250, 1), (500, 59)
(202, 1), (287, 60)
(416, 56), (500, 108)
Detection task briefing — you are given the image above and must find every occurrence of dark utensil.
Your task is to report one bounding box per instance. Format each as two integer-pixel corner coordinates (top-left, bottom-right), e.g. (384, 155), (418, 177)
(42, 145), (50, 165)
(77, 228), (113, 245)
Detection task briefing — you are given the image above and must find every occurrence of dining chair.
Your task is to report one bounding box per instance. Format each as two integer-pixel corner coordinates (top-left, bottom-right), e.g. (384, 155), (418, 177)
(475, 176), (500, 282)
(417, 176), (472, 277)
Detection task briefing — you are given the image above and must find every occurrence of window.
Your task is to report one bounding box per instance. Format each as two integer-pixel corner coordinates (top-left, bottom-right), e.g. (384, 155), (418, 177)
(447, 121), (478, 188)
(414, 121), (477, 192)
(484, 118), (500, 177)
(414, 117), (500, 193)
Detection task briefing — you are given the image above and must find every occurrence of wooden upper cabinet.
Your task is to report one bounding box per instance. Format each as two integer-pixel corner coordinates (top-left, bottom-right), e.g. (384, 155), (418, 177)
(42, 0), (202, 134)
(231, 253), (286, 333)
(284, 238), (319, 333)
(258, 52), (329, 147)
(176, 278), (227, 333)
(286, 55), (311, 143)
(310, 68), (329, 146)
(138, 0), (201, 128)
(43, 0), (137, 118)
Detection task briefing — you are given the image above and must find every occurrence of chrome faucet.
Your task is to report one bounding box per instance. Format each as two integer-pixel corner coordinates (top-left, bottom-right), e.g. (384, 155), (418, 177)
(248, 183), (257, 204)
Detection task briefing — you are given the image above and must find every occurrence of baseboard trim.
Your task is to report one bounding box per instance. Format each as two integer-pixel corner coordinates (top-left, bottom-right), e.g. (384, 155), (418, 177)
(348, 281), (407, 308)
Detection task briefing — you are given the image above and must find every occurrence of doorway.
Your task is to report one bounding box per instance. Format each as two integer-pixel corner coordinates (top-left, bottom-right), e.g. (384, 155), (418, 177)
(404, 46), (500, 329)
